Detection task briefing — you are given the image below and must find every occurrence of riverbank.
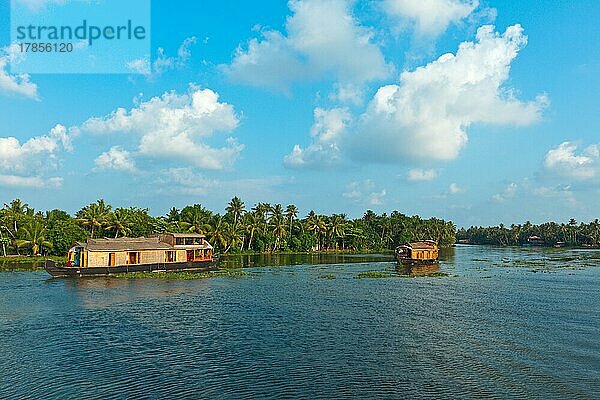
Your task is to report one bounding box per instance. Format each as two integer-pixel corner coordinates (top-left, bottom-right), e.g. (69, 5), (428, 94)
(0, 256), (62, 271)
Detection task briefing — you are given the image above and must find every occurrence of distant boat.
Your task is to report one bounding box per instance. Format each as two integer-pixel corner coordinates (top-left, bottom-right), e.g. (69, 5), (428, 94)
(395, 240), (439, 266)
(45, 233), (218, 278)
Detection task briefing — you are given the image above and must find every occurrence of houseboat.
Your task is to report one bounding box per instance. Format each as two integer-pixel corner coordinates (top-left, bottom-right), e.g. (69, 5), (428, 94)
(395, 240), (439, 266)
(44, 233), (218, 278)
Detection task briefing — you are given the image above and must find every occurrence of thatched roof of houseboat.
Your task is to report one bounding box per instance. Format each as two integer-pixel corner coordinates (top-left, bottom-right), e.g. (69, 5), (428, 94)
(85, 237), (172, 252)
(409, 241), (438, 250)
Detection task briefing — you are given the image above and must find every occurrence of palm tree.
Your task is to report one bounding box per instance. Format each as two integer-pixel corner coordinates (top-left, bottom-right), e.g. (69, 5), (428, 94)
(76, 199), (112, 238)
(208, 216), (229, 252)
(243, 212), (261, 251)
(271, 214), (287, 252)
(107, 209), (133, 238)
(285, 204), (298, 240)
(15, 219), (53, 255)
(180, 205), (212, 234)
(3, 199), (29, 234)
(166, 208), (180, 223)
(0, 235), (8, 257)
(225, 222), (245, 253)
(251, 202), (272, 236)
(329, 214), (347, 250)
(306, 212), (326, 251)
(226, 197), (246, 226)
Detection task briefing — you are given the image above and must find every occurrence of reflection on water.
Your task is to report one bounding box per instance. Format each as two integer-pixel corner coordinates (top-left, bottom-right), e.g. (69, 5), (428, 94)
(439, 246), (456, 262)
(396, 263), (441, 276)
(219, 252), (392, 269)
(57, 277), (203, 310)
(1, 246), (600, 399)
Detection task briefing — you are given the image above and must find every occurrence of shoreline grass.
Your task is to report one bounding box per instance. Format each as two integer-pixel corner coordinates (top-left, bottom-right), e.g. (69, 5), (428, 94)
(111, 269), (249, 280)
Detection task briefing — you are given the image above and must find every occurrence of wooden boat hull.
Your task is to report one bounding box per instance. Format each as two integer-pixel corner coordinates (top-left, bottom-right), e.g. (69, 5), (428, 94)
(395, 257), (439, 267)
(44, 257), (219, 278)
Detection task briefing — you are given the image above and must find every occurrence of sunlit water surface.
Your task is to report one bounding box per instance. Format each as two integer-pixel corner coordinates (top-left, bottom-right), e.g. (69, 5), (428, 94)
(1, 246), (599, 399)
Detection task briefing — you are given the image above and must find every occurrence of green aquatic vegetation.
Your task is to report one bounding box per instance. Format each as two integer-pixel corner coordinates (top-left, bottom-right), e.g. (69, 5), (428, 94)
(355, 271), (396, 279)
(113, 269), (249, 280)
(427, 272), (450, 277)
(318, 273), (336, 280)
(354, 270), (449, 279)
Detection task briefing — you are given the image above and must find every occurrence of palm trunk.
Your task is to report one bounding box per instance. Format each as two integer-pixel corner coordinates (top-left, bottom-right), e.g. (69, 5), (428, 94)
(248, 229), (255, 251)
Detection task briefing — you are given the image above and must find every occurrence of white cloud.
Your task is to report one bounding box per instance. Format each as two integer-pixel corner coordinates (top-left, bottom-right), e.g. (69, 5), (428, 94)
(0, 174), (62, 188)
(544, 142), (599, 180)
(0, 123), (74, 188)
(343, 180), (386, 206)
(492, 182), (518, 202)
(533, 185), (577, 207)
(0, 124), (75, 172)
(128, 37), (197, 79)
(284, 107), (351, 168)
(223, 0), (392, 90)
(449, 183), (464, 194)
(94, 147), (136, 172)
(383, 0), (479, 36)
(407, 168), (438, 181)
(0, 45), (39, 99)
(155, 167), (219, 196)
(82, 86), (243, 170)
(352, 24), (548, 163)
(329, 83), (364, 106)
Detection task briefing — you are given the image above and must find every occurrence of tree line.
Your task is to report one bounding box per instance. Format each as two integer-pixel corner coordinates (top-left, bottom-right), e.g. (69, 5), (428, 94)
(0, 197), (456, 256)
(457, 219), (600, 247)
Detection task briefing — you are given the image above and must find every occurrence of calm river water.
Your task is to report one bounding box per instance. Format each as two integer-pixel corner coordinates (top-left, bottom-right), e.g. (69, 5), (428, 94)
(1, 246), (599, 399)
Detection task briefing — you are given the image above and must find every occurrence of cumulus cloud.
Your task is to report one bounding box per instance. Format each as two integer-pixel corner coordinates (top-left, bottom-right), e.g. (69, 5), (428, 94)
(383, 0), (479, 36)
(127, 37), (197, 79)
(407, 168), (438, 181)
(329, 83), (364, 106)
(492, 182), (518, 202)
(0, 124), (76, 172)
(0, 45), (39, 99)
(82, 86), (243, 170)
(352, 24), (548, 163)
(544, 142), (599, 180)
(223, 0), (392, 91)
(343, 180), (386, 206)
(284, 107), (351, 168)
(94, 147), (136, 172)
(449, 183), (465, 194)
(155, 167), (219, 196)
(0, 175), (62, 188)
(0, 124), (75, 188)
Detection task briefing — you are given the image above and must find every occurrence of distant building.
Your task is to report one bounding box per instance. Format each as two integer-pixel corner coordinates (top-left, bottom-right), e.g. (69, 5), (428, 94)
(527, 236), (545, 246)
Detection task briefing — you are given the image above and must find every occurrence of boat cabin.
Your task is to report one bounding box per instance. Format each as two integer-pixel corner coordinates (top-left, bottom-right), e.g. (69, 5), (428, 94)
(66, 233), (214, 268)
(395, 240), (439, 261)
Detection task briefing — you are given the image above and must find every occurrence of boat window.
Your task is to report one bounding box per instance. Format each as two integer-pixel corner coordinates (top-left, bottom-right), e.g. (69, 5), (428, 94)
(176, 238), (185, 245)
(166, 251), (176, 262)
(128, 252), (140, 264)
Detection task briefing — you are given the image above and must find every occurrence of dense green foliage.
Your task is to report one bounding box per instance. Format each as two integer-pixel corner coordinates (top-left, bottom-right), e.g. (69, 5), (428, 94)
(0, 197), (456, 256)
(457, 219), (600, 247)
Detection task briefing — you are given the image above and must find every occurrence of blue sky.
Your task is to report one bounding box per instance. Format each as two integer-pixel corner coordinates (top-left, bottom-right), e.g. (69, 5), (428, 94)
(0, 0), (598, 227)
